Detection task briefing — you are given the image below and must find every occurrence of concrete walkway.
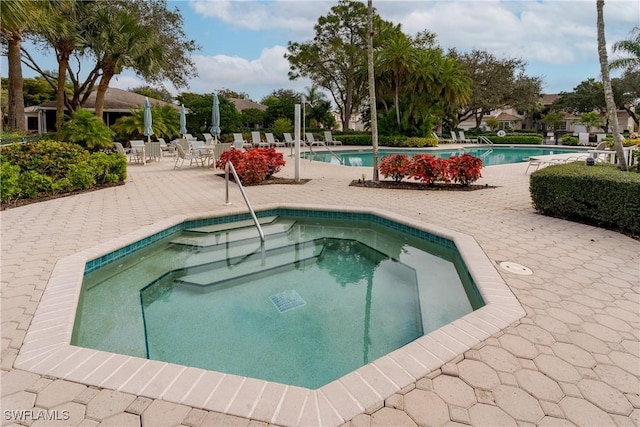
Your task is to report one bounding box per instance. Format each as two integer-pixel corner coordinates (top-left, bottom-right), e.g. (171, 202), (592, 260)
(1, 148), (638, 426)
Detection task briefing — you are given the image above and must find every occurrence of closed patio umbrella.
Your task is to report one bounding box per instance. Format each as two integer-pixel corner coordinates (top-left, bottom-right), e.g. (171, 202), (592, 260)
(180, 104), (187, 137)
(210, 93), (221, 143)
(143, 97), (153, 143)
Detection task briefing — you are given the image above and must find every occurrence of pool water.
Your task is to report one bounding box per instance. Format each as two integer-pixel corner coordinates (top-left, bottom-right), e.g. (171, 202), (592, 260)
(73, 215), (483, 389)
(304, 146), (585, 167)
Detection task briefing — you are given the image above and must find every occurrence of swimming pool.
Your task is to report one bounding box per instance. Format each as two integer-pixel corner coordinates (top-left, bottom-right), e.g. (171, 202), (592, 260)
(73, 211), (483, 389)
(304, 146), (586, 167)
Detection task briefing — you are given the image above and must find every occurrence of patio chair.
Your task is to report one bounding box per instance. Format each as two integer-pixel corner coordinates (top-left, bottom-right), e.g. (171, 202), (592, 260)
(214, 143), (232, 163)
(190, 140), (213, 166)
(251, 131), (269, 148)
(323, 131), (342, 146)
(145, 141), (161, 163)
(265, 133), (284, 147)
(305, 132), (325, 147)
(432, 132), (448, 144)
(129, 140), (145, 164)
(157, 138), (175, 157)
(183, 133), (196, 141)
(232, 133), (251, 149)
(450, 131), (461, 143)
(202, 133), (214, 144)
(283, 133), (295, 147)
(174, 144), (202, 169)
(458, 131), (477, 143)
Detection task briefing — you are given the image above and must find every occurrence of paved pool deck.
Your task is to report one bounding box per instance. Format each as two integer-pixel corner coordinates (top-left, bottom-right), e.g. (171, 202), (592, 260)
(1, 147), (638, 426)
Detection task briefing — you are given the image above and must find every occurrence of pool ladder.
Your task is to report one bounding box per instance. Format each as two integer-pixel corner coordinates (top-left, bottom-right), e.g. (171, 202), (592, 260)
(224, 161), (265, 241)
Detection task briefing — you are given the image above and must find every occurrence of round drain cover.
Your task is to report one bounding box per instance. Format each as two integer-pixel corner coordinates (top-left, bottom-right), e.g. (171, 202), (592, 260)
(499, 261), (533, 275)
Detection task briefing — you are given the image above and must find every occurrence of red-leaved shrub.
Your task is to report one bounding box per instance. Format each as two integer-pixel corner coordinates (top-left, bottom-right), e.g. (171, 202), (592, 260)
(409, 154), (450, 185)
(215, 147), (285, 185)
(447, 153), (483, 186)
(378, 152), (483, 186)
(379, 154), (411, 182)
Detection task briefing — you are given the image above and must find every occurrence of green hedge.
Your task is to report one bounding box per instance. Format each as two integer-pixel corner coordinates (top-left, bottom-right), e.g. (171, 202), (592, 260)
(530, 162), (640, 235)
(327, 134), (439, 147)
(491, 135), (542, 144)
(1, 140), (127, 204)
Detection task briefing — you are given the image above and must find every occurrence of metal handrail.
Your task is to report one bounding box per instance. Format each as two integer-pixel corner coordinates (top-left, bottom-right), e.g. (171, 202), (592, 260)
(306, 140), (343, 164)
(224, 161), (265, 241)
(478, 136), (494, 145)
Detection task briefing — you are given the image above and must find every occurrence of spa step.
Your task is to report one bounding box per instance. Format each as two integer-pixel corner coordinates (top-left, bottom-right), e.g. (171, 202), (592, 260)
(169, 220), (296, 248)
(174, 239), (325, 290)
(184, 216), (279, 234)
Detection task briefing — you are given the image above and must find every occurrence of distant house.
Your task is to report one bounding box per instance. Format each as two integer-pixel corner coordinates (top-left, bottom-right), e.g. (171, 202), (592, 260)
(25, 88), (178, 133)
(457, 94), (636, 134)
(228, 98), (267, 112)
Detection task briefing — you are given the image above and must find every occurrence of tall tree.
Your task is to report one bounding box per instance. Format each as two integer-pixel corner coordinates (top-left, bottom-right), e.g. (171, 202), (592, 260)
(597, 0), (627, 170)
(0, 1), (48, 130)
(455, 50), (541, 129)
(21, 0), (197, 130)
(376, 31), (415, 126)
(287, 0), (382, 130)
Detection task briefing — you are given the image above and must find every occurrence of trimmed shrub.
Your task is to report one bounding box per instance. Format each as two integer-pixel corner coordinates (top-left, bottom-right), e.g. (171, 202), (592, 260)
(0, 141), (127, 204)
(561, 135), (579, 145)
(379, 154), (411, 182)
(530, 162), (640, 235)
(491, 135), (542, 144)
(216, 147), (285, 185)
(410, 154), (450, 185)
(448, 154), (483, 186)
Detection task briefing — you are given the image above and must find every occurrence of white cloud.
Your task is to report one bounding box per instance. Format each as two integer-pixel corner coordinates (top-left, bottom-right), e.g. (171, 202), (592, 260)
(186, 45), (312, 101)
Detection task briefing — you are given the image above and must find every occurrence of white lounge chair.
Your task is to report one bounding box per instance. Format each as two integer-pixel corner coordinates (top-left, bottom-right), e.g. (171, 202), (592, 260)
(450, 131), (461, 143)
(283, 133), (295, 147)
(265, 133), (284, 147)
(458, 131), (477, 143)
(432, 132), (448, 144)
(232, 133), (251, 149)
(305, 132), (325, 146)
(251, 131), (269, 148)
(202, 133), (214, 144)
(323, 131), (342, 146)
(183, 133), (196, 141)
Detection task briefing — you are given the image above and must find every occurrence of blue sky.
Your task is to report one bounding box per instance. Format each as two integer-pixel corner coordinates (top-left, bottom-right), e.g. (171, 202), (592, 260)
(7, 0), (640, 103)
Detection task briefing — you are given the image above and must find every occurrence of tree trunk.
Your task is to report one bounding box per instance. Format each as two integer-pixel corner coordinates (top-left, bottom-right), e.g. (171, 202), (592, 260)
(597, 0), (627, 170)
(394, 76), (400, 126)
(55, 54), (70, 139)
(7, 36), (26, 131)
(368, 0), (379, 181)
(94, 71), (113, 122)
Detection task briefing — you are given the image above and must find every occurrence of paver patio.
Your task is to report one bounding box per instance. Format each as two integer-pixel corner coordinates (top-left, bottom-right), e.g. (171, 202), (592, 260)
(1, 147), (638, 426)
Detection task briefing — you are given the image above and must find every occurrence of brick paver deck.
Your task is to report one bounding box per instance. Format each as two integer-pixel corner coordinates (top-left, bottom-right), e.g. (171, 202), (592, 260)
(2, 148), (638, 426)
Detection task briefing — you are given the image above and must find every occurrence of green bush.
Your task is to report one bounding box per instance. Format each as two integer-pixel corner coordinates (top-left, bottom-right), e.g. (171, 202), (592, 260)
(0, 141), (127, 204)
(561, 135), (579, 146)
(0, 162), (21, 202)
(62, 108), (114, 151)
(530, 162), (640, 235)
(491, 135), (542, 144)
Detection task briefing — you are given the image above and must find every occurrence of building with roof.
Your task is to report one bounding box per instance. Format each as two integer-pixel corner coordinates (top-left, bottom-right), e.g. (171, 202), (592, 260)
(25, 88), (178, 133)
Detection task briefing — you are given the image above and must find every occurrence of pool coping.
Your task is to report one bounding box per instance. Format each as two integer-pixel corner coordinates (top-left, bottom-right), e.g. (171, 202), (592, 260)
(15, 203), (525, 426)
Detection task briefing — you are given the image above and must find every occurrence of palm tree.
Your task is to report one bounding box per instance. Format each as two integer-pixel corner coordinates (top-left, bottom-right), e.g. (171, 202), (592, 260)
(376, 31), (415, 126)
(597, 0), (627, 170)
(32, 0), (86, 136)
(90, 7), (163, 120)
(1, 1), (44, 130)
(112, 105), (179, 140)
(610, 27), (640, 71)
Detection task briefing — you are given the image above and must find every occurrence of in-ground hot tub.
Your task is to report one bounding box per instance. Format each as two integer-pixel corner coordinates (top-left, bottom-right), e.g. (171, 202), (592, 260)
(16, 205), (524, 425)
